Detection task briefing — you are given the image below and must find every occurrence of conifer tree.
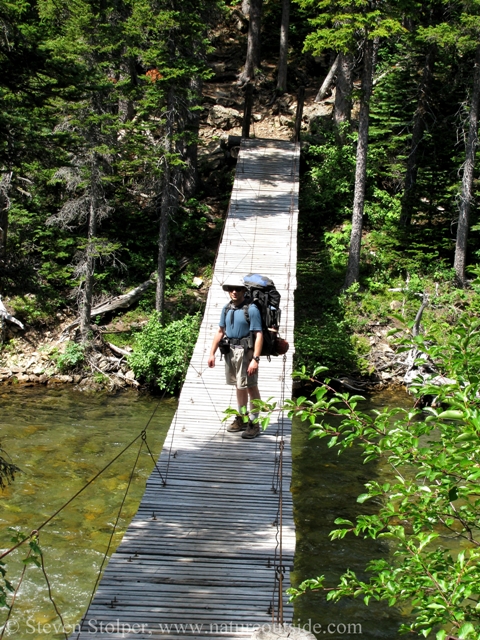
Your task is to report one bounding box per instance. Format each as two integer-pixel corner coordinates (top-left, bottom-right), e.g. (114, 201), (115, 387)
(419, 1), (480, 286)
(399, 45), (436, 227)
(297, 0), (404, 287)
(38, 0), (219, 330)
(333, 52), (353, 143)
(276, 0), (291, 93)
(454, 44), (480, 287)
(41, 0), (122, 341)
(238, 0), (263, 84)
(0, 0), (83, 268)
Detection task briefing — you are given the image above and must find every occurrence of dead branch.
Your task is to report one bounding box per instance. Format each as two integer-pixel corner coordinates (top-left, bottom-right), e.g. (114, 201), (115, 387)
(0, 296), (24, 330)
(63, 278), (154, 333)
(107, 342), (131, 357)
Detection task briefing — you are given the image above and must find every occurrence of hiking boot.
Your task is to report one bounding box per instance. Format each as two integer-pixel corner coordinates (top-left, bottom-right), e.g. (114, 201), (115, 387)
(241, 421), (260, 439)
(227, 415), (247, 433)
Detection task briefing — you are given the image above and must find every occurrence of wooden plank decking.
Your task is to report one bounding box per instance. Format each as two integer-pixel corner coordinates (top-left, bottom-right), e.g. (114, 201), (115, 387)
(73, 138), (299, 639)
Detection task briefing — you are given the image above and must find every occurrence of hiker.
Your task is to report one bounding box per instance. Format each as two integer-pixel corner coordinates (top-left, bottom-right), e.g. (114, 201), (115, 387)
(208, 276), (263, 439)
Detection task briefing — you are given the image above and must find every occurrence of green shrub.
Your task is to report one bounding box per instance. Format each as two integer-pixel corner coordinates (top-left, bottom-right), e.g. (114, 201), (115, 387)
(8, 294), (52, 324)
(54, 341), (85, 372)
(128, 313), (201, 392)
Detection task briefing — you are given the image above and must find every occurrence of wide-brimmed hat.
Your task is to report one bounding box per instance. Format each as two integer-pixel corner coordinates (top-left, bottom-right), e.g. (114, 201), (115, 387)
(222, 276), (246, 291)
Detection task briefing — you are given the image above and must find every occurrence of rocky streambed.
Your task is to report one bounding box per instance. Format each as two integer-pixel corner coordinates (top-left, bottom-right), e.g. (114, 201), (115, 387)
(0, 320), (140, 390)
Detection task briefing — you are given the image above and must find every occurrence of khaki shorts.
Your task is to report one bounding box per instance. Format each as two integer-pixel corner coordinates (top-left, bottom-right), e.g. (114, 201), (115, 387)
(224, 346), (258, 389)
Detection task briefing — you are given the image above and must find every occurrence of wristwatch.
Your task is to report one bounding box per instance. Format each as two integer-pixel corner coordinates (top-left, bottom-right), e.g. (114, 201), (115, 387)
(252, 356), (260, 363)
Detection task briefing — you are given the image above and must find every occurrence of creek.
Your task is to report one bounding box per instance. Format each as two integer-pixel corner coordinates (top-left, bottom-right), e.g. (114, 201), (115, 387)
(0, 386), (412, 639)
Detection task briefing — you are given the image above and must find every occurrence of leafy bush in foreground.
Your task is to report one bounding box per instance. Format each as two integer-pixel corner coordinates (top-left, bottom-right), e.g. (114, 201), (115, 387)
(128, 313), (201, 393)
(262, 315), (480, 638)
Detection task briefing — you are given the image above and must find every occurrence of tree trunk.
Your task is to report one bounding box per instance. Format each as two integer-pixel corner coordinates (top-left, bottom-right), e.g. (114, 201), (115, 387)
(118, 58), (137, 123)
(242, 0), (250, 17)
(454, 44), (480, 287)
(276, 0), (290, 94)
(315, 54), (339, 102)
(0, 173), (12, 264)
(80, 160), (98, 342)
(343, 38), (376, 290)
(400, 48), (436, 227)
(156, 88), (176, 319)
(180, 76), (202, 199)
(334, 52), (353, 144)
(238, 0), (263, 85)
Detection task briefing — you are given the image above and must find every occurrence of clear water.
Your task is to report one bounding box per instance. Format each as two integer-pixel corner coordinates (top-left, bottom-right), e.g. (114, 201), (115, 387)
(290, 389), (412, 638)
(0, 386), (176, 639)
(0, 386), (414, 639)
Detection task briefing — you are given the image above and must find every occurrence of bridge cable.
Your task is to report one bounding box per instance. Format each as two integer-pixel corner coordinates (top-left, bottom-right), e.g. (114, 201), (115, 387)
(40, 546), (69, 640)
(0, 368), (181, 562)
(269, 140), (299, 625)
(74, 437), (146, 639)
(0, 549), (31, 640)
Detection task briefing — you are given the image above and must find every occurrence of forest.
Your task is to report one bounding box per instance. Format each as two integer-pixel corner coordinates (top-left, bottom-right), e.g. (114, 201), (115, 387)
(1, 0), (480, 384)
(2, 0), (480, 638)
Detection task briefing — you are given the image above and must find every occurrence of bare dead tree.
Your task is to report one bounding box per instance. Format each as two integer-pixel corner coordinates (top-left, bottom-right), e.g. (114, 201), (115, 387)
(47, 151), (113, 342)
(79, 157), (99, 340)
(334, 52), (354, 144)
(400, 48), (436, 227)
(276, 0), (290, 94)
(118, 57), (138, 123)
(177, 76), (202, 199)
(315, 54), (340, 102)
(454, 44), (480, 288)
(343, 37), (377, 290)
(156, 87), (178, 319)
(0, 172), (12, 263)
(238, 0), (263, 85)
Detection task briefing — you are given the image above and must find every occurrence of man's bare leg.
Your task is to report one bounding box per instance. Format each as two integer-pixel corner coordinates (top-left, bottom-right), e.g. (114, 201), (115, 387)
(248, 385), (261, 420)
(236, 387), (248, 417)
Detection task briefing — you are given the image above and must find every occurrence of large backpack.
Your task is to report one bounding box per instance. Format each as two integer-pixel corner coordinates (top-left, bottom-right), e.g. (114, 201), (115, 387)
(242, 273), (282, 357)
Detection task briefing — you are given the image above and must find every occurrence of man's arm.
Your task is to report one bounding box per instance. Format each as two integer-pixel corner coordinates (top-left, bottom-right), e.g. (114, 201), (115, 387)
(208, 326), (225, 368)
(247, 330), (263, 376)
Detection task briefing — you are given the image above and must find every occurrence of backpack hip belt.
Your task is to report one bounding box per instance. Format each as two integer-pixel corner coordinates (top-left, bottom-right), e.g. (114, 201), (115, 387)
(229, 336), (252, 350)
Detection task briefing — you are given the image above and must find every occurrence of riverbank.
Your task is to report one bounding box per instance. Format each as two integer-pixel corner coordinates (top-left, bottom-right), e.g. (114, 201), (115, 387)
(1, 60), (478, 391)
(2, 272), (472, 392)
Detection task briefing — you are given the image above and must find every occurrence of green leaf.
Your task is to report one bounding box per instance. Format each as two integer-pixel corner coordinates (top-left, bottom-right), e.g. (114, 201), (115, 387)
(437, 410), (464, 421)
(458, 622), (475, 638)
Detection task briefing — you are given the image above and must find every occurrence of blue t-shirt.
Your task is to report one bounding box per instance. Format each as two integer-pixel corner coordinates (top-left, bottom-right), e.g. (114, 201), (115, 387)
(219, 303), (262, 339)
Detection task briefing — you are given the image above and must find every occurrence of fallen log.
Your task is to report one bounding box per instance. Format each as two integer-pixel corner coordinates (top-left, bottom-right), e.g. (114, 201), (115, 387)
(107, 342), (132, 357)
(63, 278), (154, 333)
(0, 296), (24, 330)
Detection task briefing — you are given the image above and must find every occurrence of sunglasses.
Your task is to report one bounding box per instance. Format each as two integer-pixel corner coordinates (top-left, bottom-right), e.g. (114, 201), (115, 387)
(227, 286), (245, 292)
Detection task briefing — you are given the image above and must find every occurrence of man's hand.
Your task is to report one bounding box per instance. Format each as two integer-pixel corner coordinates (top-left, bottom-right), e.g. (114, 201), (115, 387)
(208, 326), (225, 368)
(247, 359), (258, 376)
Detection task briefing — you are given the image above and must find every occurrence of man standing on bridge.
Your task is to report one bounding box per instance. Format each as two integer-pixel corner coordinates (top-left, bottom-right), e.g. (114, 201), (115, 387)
(208, 276), (263, 440)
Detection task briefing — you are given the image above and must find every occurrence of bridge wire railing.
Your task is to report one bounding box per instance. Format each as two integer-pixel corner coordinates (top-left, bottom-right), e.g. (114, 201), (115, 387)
(1, 138), (300, 636)
(0, 365), (182, 636)
(268, 139), (299, 626)
(207, 137), (299, 627)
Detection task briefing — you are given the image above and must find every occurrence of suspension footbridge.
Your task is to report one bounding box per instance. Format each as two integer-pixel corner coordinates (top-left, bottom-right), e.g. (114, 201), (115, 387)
(73, 138), (300, 639)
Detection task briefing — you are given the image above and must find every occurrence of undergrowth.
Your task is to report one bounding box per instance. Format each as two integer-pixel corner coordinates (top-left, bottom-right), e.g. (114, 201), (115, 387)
(294, 135), (480, 378)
